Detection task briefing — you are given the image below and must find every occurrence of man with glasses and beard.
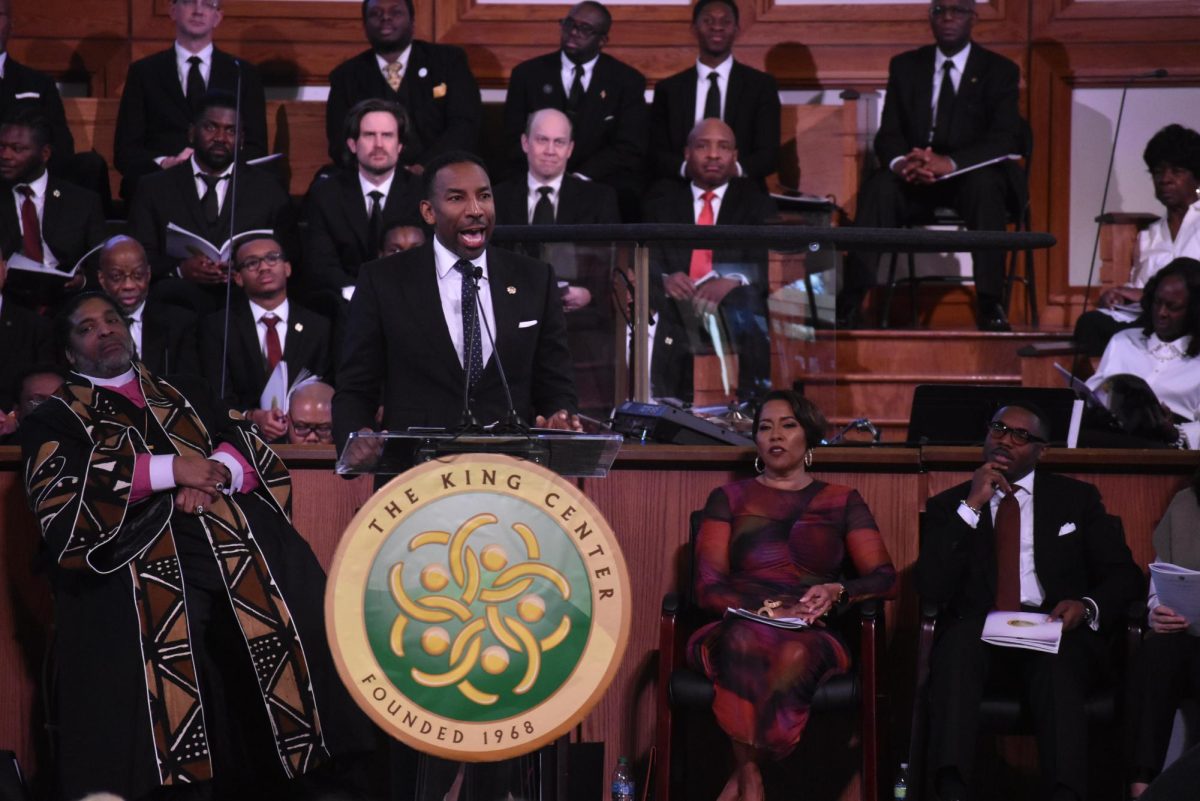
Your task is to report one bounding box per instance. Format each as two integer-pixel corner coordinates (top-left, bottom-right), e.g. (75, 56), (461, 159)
(502, 2), (648, 219)
(127, 92), (296, 315)
(326, 0), (481, 173)
(918, 404), (1141, 801)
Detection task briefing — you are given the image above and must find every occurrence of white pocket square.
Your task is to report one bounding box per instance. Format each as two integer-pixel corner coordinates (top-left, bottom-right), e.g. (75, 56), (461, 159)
(1058, 522), (1076, 536)
(14, 92), (40, 99)
(604, 115), (615, 121)
(518, 320), (538, 329)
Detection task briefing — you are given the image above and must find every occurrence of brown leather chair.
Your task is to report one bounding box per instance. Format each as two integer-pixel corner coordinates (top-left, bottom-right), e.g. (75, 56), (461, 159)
(654, 512), (885, 801)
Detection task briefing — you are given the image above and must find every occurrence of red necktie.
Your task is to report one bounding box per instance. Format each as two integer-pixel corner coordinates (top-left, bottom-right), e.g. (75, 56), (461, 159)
(993, 489), (1022, 611)
(17, 185), (43, 263)
(262, 313), (283, 373)
(689, 190), (716, 281)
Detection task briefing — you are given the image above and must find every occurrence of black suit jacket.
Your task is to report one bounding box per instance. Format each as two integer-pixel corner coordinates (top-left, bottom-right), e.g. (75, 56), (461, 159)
(0, 57), (74, 168)
(493, 174), (620, 226)
(326, 44), (481, 167)
(0, 298), (52, 412)
(917, 472), (1141, 631)
(502, 51), (648, 191)
(650, 61), (781, 183)
(127, 162), (296, 280)
(113, 47), (268, 185)
(642, 178), (777, 289)
(199, 299), (333, 411)
(0, 175), (104, 306)
(333, 242), (577, 447)
(139, 300), (199, 377)
(874, 43), (1021, 171)
(302, 168), (423, 296)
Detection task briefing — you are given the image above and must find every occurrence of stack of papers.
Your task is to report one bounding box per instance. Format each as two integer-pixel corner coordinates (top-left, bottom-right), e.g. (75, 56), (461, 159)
(1150, 562), (1200, 636)
(725, 607), (810, 630)
(981, 611), (1062, 654)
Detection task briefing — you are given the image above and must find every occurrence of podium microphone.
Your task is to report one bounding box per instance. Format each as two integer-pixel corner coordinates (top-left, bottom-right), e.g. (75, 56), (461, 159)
(470, 267), (525, 432)
(457, 264), (485, 431)
(218, 58), (244, 400)
(1080, 67), (1169, 317)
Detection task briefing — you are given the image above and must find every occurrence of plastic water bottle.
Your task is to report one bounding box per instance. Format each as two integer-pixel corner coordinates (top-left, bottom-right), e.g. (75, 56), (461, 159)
(611, 755), (635, 801)
(893, 762), (909, 800)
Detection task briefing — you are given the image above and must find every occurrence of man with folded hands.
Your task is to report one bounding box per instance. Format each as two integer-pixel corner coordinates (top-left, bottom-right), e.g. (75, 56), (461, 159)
(918, 403), (1141, 801)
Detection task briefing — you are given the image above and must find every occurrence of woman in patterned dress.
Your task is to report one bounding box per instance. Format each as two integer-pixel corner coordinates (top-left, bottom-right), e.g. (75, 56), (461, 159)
(688, 390), (897, 801)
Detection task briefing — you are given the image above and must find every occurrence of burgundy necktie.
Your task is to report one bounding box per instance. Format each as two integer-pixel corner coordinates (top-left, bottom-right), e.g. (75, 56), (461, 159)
(993, 488), (1022, 611)
(261, 313), (283, 373)
(16, 185), (43, 263)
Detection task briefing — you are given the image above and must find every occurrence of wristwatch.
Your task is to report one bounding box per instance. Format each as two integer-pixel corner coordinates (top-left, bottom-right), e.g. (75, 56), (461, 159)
(1081, 598), (1098, 626)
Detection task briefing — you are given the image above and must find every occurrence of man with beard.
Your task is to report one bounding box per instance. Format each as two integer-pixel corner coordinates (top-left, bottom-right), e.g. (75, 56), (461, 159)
(0, 107), (104, 308)
(128, 92), (295, 315)
(918, 404), (1141, 801)
(837, 0), (1022, 331)
(643, 118), (775, 403)
(114, 0), (267, 200)
(200, 234), (332, 442)
(304, 98), (423, 309)
(19, 292), (374, 801)
(649, 0), (780, 187)
(96, 235), (200, 376)
(326, 0), (481, 173)
(502, 2), (647, 220)
(334, 151), (580, 451)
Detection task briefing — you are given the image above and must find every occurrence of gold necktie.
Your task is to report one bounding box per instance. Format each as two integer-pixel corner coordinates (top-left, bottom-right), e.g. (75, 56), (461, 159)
(385, 61), (403, 92)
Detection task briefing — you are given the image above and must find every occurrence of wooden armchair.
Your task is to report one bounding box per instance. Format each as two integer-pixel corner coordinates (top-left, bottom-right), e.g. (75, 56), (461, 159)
(654, 513), (884, 801)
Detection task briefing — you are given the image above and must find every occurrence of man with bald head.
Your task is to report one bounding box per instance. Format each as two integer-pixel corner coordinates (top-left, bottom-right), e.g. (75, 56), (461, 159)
(643, 117), (776, 402)
(503, 2), (648, 219)
(96, 235), (199, 375)
(287, 380), (334, 445)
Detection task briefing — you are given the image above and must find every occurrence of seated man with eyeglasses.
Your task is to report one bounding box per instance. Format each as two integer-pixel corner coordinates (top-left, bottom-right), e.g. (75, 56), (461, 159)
(839, 0), (1023, 332)
(96, 235), (200, 376)
(918, 403), (1141, 801)
(199, 234), (333, 442)
(287, 380), (335, 445)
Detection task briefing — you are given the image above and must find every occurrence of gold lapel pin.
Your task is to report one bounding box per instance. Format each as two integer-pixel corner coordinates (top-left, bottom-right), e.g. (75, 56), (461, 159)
(507, 286), (517, 295)
(600, 89), (607, 100)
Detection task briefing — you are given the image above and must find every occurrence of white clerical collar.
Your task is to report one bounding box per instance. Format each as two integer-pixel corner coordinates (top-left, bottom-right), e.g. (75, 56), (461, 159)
(433, 236), (488, 282)
(79, 367), (136, 388)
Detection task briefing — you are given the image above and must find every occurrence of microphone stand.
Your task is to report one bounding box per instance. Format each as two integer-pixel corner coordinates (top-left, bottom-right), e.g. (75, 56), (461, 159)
(471, 266), (527, 434)
(1080, 69), (1168, 317)
(218, 61), (243, 401)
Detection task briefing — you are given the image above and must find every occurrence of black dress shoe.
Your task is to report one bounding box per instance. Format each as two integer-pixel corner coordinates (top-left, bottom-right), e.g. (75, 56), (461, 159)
(977, 302), (1011, 332)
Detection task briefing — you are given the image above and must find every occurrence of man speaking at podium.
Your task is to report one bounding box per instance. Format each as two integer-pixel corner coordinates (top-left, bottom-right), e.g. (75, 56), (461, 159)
(333, 150), (581, 459)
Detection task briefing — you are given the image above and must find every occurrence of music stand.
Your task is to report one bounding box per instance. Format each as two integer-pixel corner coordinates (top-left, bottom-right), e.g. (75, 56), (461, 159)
(906, 384), (1083, 447)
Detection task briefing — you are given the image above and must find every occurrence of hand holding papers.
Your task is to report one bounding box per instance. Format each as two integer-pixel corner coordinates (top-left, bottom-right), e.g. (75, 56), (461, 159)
(166, 223), (275, 266)
(725, 607), (810, 630)
(1149, 562), (1200, 636)
(981, 611), (1063, 654)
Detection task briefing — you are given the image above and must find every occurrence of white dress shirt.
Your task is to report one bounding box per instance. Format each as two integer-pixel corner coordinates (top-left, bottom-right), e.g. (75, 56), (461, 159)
(525, 172), (565, 223)
(957, 470), (1045, 606)
(248, 298), (289, 357)
(1088, 330), (1200, 447)
(11, 170), (57, 268)
(175, 42), (214, 93)
(887, 44), (972, 172)
(692, 56), (732, 125)
(128, 300), (147, 358)
(560, 51), (598, 97)
(433, 236), (496, 370)
(190, 155), (234, 217)
(1095, 201), (1200, 324)
(376, 45), (413, 85)
(359, 169), (396, 209)
(689, 181), (749, 286)
(0, 52), (9, 80)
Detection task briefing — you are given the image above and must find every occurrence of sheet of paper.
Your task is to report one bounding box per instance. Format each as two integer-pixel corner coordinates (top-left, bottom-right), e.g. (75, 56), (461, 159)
(981, 610), (1062, 654)
(1150, 562), (1200, 636)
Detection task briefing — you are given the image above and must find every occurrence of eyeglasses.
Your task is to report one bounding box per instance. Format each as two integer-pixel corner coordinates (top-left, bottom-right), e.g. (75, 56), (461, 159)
(988, 420), (1047, 445)
(930, 5), (976, 19)
(174, 0), (221, 10)
(291, 421), (333, 437)
(100, 269), (150, 284)
(559, 18), (604, 38)
(237, 251), (285, 272)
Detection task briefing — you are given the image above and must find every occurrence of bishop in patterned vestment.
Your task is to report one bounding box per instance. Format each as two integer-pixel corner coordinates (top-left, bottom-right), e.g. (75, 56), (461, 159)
(20, 292), (373, 801)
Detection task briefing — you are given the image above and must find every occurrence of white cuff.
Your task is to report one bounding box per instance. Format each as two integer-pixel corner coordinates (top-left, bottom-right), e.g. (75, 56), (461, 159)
(888, 155), (906, 172)
(957, 499), (982, 528)
(208, 453), (244, 494)
(154, 155), (168, 167)
(148, 455), (177, 492)
(678, 161), (687, 178)
(1181, 422), (1200, 450)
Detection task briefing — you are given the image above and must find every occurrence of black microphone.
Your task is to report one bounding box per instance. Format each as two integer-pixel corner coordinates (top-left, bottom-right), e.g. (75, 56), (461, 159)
(457, 264), (485, 431)
(470, 266), (525, 432)
(218, 57), (244, 401)
(1080, 67), (1169, 317)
